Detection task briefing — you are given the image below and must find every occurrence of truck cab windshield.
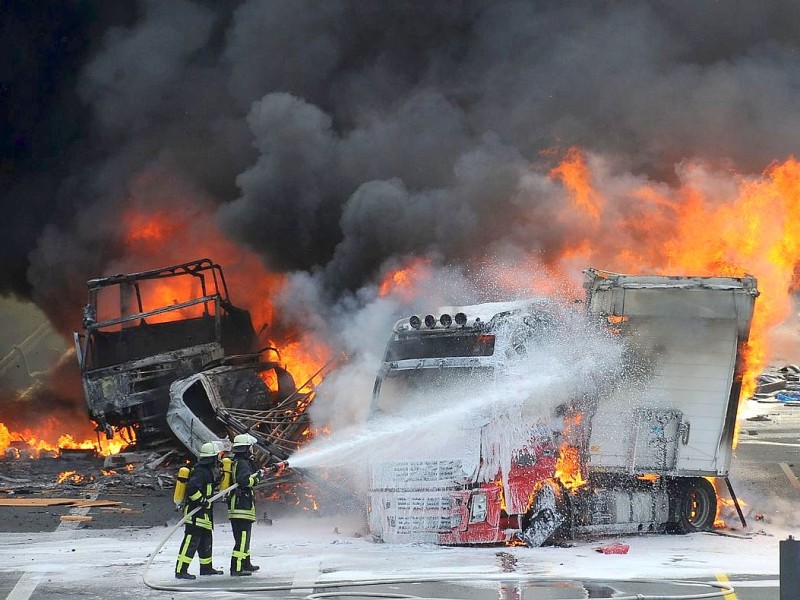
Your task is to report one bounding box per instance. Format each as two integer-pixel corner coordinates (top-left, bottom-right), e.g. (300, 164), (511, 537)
(371, 366), (495, 418)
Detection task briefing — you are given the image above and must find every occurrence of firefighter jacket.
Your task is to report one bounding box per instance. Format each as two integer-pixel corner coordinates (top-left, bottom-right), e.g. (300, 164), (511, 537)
(227, 453), (262, 521)
(184, 459), (217, 531)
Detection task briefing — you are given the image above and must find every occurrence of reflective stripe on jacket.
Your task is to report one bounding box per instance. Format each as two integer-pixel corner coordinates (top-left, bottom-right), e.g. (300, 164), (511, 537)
(184, 461), (216, 531)
(227, 455), (258, 521)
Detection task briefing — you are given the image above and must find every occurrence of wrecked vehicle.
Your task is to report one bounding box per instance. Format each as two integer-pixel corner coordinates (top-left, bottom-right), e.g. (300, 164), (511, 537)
(367, 268), (758, 546)
(166, 352), (314, 461)
(74, 259), (258, 447)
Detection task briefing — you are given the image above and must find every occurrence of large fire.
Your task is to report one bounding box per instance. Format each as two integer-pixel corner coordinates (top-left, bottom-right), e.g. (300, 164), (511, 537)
(0, 193), (331, 458)
(547, 149), (800, 422)
(117, 203), (333, 381)
(4, 149), (800, 460)
(0, 421), (127, 458)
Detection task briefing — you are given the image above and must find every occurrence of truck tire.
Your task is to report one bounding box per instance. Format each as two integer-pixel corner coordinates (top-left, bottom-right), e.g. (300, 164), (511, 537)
(672, 477), (717, 533)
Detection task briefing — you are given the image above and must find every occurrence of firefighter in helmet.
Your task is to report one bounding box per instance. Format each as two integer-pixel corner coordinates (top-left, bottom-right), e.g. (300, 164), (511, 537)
(228, 433), (268, 576)
(175, 441), (224, 580)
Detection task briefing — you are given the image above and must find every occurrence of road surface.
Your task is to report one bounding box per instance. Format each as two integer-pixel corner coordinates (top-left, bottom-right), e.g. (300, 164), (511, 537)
(0, 397), (797, 599)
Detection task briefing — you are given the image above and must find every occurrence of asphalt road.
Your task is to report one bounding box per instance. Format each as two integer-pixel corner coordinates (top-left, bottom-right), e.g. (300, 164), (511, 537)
(0, 398), (798, 599)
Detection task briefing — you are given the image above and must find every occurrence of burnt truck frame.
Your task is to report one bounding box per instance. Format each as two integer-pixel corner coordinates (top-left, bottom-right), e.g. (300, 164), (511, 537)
(367, 268), (758, 546)
(73, 258), (258, 447)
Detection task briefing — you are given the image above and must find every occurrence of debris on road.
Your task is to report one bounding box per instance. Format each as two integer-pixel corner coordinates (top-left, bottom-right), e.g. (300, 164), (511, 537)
(594, 542), (630, 554)
(0, 448), (181, 498)
(0, 498), (122, 508)
(746, 414), (771, 422)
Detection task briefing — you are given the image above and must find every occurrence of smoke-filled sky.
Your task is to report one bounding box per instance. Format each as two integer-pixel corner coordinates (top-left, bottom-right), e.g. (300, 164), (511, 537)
(4, 0), (800, 336)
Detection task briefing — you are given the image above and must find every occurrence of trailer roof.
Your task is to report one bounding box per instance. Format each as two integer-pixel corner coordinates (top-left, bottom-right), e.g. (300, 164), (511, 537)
(584, 268), (758, 294)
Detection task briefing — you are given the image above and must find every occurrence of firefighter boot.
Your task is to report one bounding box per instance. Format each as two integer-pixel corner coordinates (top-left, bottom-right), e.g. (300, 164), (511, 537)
(230, 558), (252, 577)
(200, 566), (223, 575)
(175, 559), (196, 580)
(243, 557), (260, 572)
(175, 568), (196, 581)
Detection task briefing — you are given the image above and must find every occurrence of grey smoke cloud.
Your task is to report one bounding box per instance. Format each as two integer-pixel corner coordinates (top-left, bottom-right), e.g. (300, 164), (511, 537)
(5, 0), (800, 331)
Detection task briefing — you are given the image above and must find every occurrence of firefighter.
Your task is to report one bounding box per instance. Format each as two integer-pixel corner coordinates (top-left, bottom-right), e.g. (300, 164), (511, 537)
(174, 441), (224, 580)
(228, 433), (269, 576)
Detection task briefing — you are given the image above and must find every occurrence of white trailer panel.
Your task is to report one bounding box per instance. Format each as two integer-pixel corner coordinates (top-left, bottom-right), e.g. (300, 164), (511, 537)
(584, 270), (757, 477)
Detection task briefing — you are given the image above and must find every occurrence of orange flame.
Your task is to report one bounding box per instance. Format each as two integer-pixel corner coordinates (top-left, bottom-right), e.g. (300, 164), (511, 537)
(116, 199), (333, 411)
(554, 446), (587, 491)
(0, 421), (127, 458)
(378, 258), (432, 300)
(549, 147), (603, 221)
(262, 482), (318, 510)
(56, 470), (76, 484)
(495, 479), (507, 512)
(554, 411), (587, 491)
(56, 471), (92, 485)
(547, 150), (800, 421)
(277, 338), (331, 391)
(706, 477), (747, 529)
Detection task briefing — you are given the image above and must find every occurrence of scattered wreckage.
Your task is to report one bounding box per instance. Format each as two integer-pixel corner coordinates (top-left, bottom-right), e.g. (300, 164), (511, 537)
(167, 351), (336, 462)
(0, 447), (181, 499)
(73, 258), (332, 466)
(367, 268), (759, 546)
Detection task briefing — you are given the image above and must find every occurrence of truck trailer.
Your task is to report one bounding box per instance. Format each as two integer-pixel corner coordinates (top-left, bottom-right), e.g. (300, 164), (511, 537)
(366, 268), (758, 546)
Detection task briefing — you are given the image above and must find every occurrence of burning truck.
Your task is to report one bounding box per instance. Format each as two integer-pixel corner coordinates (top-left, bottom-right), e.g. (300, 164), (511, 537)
(366, 268), (758, 546)
(73, 259), (313, 454)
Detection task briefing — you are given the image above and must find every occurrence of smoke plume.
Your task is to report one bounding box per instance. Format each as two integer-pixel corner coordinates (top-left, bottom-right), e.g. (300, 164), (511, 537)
(4, 1), (800, 424)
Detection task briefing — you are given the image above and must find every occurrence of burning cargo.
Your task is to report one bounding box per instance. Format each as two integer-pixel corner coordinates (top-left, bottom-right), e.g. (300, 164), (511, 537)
(367, 268), (758, 546)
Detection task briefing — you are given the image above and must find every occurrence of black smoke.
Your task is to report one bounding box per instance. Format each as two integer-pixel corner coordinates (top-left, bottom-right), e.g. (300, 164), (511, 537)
(4, 0), (800, 331)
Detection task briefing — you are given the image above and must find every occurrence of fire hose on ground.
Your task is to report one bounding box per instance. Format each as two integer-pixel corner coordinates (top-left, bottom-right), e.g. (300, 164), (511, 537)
(142, 464), (736, 599)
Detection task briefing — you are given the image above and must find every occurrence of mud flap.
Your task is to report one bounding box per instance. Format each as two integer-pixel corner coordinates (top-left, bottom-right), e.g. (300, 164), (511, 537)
(520, 483), (565, 547)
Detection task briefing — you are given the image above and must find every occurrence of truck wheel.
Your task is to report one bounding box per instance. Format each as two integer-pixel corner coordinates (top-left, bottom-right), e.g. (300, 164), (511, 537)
(673, 477), (717, 533)
(519, 481), (566, 547)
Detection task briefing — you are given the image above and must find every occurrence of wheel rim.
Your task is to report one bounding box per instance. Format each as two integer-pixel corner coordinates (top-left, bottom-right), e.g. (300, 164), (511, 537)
(684, 484), (714, 528)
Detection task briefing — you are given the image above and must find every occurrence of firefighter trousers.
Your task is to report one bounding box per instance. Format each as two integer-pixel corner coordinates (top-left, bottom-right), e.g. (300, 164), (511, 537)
(230, 519), (253, 573)
(175, 524), (214, 574)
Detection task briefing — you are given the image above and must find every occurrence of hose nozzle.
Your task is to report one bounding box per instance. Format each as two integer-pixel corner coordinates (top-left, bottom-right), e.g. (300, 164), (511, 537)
(264, 460), (289, 478)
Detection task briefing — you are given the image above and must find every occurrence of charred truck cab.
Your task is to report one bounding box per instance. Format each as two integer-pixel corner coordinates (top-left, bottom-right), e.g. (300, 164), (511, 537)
(367, 269), (758, 546)
(73, 259), (258, 447)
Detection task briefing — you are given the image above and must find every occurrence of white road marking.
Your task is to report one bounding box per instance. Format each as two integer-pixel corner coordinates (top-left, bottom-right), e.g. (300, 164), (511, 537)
(720, 579), (779, 587)
(779, 462), (800, 490)
(7, 492), (99, 600)
(738, 440), (800, 447)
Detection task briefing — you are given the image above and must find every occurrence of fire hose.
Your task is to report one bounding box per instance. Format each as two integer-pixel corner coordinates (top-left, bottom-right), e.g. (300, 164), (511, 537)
(142, 462), (734, 599)
(142, 460), (290, 589)
(142, 491), (736, 599)
(141, 480), (240, 588)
